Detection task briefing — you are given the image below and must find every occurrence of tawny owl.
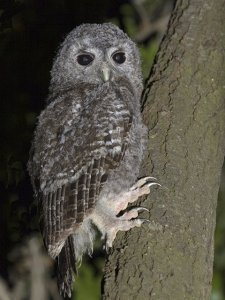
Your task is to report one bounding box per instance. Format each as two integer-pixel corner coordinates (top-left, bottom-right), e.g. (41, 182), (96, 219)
(28, 23), (158, 297)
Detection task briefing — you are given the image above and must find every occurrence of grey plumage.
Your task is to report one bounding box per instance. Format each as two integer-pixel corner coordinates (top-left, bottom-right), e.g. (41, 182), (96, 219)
(28, 23), (148, 297)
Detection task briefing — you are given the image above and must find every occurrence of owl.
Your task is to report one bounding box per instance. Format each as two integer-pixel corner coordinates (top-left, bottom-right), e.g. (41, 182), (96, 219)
(28, 23), (158, 297)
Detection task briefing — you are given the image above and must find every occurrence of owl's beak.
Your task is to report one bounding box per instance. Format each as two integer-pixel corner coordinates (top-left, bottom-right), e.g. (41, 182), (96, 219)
(101, 67), (111, 82)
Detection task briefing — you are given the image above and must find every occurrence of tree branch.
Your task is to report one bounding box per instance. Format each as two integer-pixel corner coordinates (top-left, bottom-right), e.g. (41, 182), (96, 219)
(102, 0), (225, 299)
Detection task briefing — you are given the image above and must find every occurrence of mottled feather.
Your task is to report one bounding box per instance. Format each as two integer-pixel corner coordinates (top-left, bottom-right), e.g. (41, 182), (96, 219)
(31, 80), (134, 258)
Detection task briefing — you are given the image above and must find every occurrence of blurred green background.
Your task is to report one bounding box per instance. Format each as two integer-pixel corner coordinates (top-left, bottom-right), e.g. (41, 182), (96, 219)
(0, 0), (224, 299)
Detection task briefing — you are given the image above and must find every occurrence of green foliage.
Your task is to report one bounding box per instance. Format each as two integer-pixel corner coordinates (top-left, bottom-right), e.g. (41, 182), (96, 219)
(73, 256), (104, 300)
(139, 41), (158, 79)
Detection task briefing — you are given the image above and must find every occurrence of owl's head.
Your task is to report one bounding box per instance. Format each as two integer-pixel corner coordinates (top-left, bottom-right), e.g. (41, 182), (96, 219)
(49, 23), (143, 98)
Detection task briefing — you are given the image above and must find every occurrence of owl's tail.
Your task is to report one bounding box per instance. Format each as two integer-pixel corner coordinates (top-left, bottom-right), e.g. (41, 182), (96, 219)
(56, 220), (95, 297)
(56, 236), (77, 298)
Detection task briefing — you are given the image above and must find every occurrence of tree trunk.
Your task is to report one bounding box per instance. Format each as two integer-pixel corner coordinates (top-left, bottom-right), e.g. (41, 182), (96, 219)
(102, 0), (225, 299)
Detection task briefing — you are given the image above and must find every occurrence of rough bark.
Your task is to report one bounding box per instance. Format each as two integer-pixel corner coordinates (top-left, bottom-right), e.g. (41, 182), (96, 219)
(102, 0), (225, 299)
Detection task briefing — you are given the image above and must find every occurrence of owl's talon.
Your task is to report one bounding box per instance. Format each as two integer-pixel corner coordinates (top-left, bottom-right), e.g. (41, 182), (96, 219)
(135, 206), (149, 213)
(104, 216), (154, 250)
(103, 242), (111, 254)
(120, 206), (149, 220)
(130, 176), (157, 191)
(147, 182), (161, 188)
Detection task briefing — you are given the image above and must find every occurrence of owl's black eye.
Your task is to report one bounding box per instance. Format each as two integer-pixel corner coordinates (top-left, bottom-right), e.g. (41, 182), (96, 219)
(77, 54), (94, 66)
(112, 52), (126, 64)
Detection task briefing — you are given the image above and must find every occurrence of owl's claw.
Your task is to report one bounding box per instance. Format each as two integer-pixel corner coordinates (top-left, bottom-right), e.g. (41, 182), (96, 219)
(103, 241), (111, 254)
(130, 176), (158, 191)
(113, 176), (160, 214)
(104, 206), (155, 250)
(134, 206), (149, 213)
(103, 216), (163, 251)
(104, 219), (141, 250)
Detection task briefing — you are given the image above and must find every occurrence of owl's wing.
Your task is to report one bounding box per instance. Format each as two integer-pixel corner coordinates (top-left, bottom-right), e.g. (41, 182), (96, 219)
(31, 90), (133, 259)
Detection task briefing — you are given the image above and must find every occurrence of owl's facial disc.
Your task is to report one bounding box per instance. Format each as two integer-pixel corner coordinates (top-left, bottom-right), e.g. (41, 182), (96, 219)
(71, 41), (133, 85)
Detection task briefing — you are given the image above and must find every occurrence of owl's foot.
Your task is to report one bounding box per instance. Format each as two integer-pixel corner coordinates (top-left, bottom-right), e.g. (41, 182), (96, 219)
(92, 177), (160, 251)
(113, 176), (160, 214)
(103, 177), (160, 251)
(104, 207), (161, 251)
